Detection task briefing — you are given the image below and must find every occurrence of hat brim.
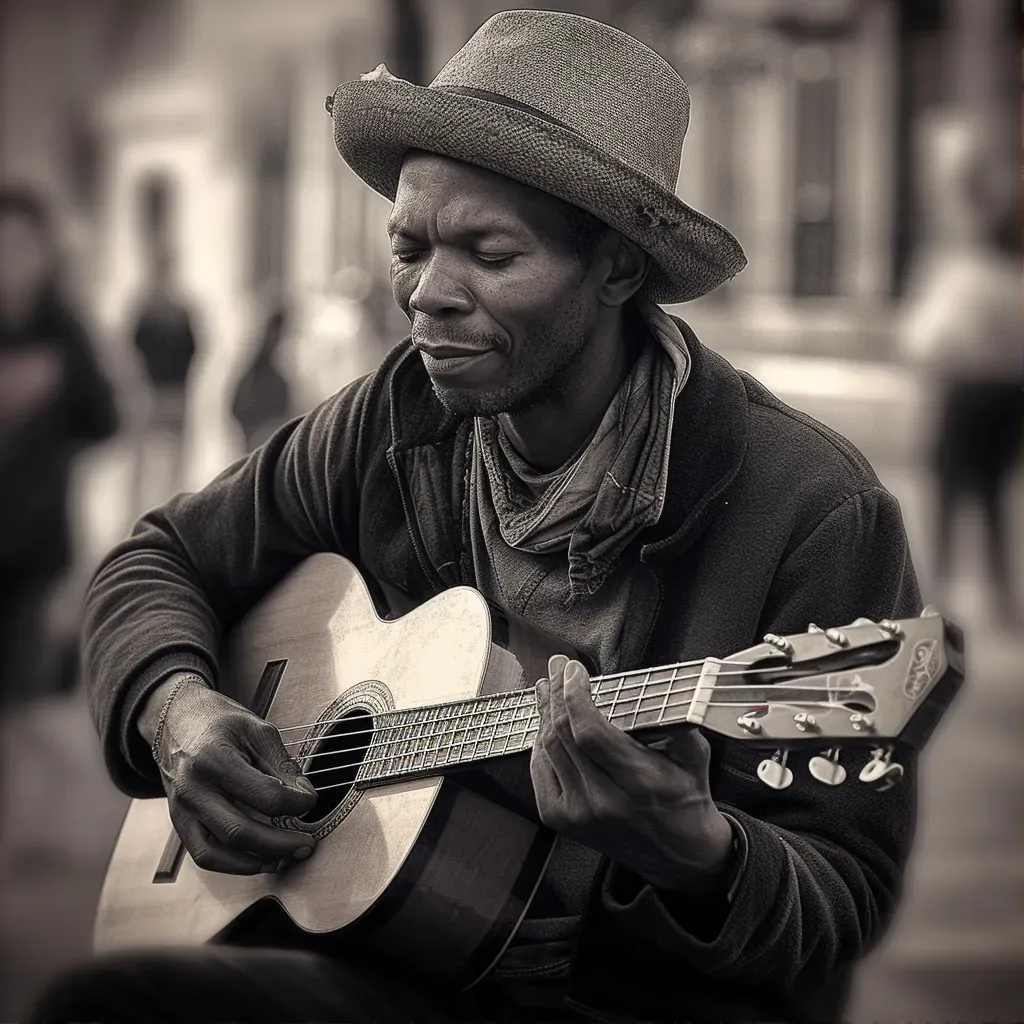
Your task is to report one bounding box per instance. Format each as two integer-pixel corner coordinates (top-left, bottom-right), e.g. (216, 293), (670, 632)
(329, 78), (747, 304)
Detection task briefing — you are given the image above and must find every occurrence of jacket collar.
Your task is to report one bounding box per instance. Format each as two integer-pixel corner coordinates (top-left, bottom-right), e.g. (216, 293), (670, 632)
(384, 316), (749, 561)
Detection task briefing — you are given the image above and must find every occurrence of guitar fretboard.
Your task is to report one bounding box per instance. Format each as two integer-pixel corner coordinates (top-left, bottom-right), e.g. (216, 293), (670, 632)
(357, 664), (697, 785)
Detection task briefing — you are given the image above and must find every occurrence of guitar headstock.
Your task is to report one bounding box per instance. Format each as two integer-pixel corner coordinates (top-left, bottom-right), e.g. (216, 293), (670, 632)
(697, 607), (965, 755)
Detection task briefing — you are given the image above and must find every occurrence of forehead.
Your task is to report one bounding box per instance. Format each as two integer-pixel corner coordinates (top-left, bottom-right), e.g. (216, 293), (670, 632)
(391, 152), (564, 233)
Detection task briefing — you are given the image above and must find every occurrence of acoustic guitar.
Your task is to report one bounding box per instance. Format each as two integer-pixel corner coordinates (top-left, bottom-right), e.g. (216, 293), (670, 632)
(95, 554), (964, 988)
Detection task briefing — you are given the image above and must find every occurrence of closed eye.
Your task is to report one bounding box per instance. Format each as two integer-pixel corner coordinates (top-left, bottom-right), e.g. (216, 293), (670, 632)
(474, 253), (517, 266)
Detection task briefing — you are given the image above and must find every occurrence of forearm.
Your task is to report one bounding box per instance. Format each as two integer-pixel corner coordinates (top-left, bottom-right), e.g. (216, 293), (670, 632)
(84, 393), (362, 797)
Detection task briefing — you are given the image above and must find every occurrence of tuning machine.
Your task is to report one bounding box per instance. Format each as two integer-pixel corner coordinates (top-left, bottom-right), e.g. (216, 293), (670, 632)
(808, 748), (846, 786)
(757, 750), (793, 790)
(859, 747), (904, 791)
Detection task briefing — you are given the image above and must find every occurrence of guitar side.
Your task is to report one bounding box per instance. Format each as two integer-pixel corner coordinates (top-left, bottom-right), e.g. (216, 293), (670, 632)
(94, 554), (566, 988)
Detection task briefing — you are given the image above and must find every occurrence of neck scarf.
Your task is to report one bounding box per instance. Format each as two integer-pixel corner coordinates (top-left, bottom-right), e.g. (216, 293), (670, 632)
(473, 299), (690, 600)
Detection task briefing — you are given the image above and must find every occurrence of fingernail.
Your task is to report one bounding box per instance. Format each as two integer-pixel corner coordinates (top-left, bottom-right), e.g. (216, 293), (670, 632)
(293, 846), (314, 861)
(294, 777), (316, 795)
(535, 680), (548, 707)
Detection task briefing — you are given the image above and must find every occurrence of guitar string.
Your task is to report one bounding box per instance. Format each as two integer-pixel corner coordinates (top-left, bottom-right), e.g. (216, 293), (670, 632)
(274, 671), (872, 761)
(273, 653), (718, 734)
(290, 687), (866, 770)
(287, 687), (869, 780)
(301, 696), (860, 793)
(275, 665), (872, 750)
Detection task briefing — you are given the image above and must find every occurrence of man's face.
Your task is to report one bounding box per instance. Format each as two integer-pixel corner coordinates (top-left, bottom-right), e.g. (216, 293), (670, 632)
(389, 152), (606, 416)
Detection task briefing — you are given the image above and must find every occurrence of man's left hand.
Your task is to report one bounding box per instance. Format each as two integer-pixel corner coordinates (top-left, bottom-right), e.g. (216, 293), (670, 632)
(531, 654), (734, 895)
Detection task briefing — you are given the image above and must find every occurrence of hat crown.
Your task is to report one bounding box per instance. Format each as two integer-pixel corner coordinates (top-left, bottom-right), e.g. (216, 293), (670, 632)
(430, 10), (689, 191)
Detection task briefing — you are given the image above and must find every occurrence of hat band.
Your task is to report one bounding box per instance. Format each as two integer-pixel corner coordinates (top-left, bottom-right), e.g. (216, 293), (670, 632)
(432, 85), (573, 132)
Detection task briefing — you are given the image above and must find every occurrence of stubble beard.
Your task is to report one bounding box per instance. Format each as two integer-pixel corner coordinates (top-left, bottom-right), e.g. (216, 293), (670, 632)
(428, 328), (590, 418)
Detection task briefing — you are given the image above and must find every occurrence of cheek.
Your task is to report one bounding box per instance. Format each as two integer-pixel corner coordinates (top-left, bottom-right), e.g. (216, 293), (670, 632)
(482, 264), (584, 332)
(390, 265), (417, 311)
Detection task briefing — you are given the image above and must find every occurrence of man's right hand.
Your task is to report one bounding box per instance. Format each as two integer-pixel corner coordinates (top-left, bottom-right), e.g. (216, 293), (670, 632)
(138, 673), (318, 875)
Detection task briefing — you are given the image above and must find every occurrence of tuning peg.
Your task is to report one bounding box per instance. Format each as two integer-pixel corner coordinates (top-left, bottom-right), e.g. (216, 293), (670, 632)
(757, 750), (793, 790)
(859, 747), (905, 792)
(824, 628), (849, 647)
(762, 632), (794, 654)
(877, 619), (904, 639)
(808, 748), (847, 786)
(807, 623), (826, 634)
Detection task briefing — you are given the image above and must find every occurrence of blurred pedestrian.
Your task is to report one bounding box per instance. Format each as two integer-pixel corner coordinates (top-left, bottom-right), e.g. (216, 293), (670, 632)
(129, 242), (198, 513)
(901, 116), (1022, 629)
(231, 299), (293, 452)
(0, 186), (119, 709)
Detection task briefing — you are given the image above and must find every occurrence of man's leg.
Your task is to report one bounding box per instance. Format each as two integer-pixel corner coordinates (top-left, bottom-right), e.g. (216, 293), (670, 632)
(28, 946), (491, 1024)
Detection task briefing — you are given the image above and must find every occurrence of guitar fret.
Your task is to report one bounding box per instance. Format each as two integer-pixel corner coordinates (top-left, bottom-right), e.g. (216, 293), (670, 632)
(631, 671), (651, 730)
(657, 667), (677, 725)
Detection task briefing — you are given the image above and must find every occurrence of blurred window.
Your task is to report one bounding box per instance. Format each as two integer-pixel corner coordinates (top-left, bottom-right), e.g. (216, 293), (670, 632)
(251, 142), (289, 291)
(791, 46), (839, 297)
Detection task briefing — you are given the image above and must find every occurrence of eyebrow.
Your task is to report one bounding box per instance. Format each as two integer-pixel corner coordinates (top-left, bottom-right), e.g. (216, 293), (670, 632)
(387, 221), (528, 242)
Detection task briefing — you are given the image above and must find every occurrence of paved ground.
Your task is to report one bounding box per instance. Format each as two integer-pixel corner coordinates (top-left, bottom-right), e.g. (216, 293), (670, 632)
(1, 369), (1021, 1022)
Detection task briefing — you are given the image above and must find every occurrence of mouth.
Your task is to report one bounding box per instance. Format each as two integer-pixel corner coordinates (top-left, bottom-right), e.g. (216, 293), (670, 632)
(416, 345), (503, 383)
(415, 344), (491, 360)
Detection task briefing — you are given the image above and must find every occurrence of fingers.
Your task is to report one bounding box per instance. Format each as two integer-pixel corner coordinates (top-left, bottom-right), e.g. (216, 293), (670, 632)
(168, 803), (271, 876)
(535, 676), (585, 789)
(203, 740), (315, 819)
(548, 657), (634, 779)
(193, 790), (316, 862)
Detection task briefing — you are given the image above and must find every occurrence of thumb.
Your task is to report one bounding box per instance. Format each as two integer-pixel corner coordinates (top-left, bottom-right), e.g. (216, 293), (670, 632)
(643, 725), (708, 768)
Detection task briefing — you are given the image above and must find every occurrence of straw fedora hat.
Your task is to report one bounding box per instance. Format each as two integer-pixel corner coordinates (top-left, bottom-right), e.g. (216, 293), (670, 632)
(326, 9), (747, 304)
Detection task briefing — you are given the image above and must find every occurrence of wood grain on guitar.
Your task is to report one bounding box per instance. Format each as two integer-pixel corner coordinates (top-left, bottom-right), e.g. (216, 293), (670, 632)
(95, 554), (965, 988)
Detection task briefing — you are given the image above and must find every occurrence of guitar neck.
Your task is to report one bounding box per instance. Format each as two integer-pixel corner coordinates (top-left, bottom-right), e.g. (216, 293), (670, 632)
(356, 659), (711, 787)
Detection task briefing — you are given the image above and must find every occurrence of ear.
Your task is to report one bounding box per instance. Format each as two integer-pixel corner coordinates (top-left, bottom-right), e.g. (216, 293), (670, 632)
(596, 234), (650, 308)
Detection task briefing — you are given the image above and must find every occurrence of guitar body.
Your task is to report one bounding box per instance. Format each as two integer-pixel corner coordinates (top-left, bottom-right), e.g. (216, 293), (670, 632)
(95, 554), (965, 988)
(95, 554), (578, 988)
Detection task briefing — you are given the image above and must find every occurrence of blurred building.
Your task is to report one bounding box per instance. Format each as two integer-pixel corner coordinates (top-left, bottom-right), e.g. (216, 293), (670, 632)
(1, 0), (1017, 474)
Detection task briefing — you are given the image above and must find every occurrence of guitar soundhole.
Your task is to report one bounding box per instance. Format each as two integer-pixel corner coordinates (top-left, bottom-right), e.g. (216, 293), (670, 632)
(298, 708), (374, 822)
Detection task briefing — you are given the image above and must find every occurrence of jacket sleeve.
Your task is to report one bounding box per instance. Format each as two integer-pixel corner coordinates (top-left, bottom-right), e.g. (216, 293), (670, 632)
(84, 372), (375, 798)
(589, 486), (924, 989)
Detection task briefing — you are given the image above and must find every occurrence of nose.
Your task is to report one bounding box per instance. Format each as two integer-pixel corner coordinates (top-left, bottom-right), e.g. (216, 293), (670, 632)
(408, 252), (474, 318)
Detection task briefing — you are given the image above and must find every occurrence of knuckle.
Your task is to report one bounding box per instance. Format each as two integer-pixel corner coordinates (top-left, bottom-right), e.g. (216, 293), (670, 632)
(191, 846), (217, 871)
(219, 818), (251, 847)
(251, 718), (279, 744)
(594, 794), (626, 824)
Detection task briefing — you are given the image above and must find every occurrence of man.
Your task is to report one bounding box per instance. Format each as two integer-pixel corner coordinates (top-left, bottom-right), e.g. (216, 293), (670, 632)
(0, 186), (119, 707)
(33, 11), (921, 1024)
(129, 241), (198, 514)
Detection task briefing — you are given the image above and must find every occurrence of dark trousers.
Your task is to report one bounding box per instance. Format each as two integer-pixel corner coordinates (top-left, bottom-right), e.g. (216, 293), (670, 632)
(0, 571), (58, 710)
(933, 380), (1022, 618)
(28, 947), (584, 1024)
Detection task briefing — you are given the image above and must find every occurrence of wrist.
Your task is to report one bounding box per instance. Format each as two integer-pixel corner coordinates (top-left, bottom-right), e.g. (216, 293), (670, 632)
(137, 671), (209, 746)
(647, 811), (736, 895)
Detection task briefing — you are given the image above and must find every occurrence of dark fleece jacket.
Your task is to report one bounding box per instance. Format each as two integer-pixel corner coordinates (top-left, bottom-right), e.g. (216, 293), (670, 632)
(83, 322), (922, 1023)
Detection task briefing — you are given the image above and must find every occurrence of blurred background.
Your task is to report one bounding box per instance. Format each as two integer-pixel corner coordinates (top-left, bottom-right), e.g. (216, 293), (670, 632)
(0, 0), (1020, 1019)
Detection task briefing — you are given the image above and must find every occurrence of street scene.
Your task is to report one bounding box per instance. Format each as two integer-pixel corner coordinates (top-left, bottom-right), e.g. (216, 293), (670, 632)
(1, 0), (1020, 1021)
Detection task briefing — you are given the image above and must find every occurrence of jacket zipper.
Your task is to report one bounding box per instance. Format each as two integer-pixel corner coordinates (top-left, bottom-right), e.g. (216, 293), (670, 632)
(387, 447), (445, 596)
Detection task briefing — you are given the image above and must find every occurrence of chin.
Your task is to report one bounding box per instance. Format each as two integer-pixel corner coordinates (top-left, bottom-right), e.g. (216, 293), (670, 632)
(430, 382), (506, 417)
(430, 375), (563, 419)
